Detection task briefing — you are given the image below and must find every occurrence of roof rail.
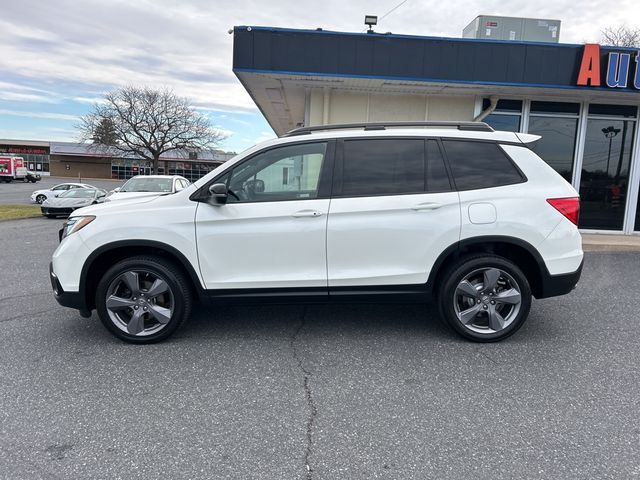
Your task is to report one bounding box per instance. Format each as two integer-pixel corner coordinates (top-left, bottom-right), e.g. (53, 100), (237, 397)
(282, 121), (494, 137)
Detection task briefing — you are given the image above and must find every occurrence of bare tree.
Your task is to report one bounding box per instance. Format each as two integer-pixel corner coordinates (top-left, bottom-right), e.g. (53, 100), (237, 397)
(78, 86), (226, 173)
(600, 25), (640, 47)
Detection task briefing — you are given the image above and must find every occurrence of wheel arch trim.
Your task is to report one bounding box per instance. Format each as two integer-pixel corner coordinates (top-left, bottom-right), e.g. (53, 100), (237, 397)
(426, 235), (551, 296)
(79, 240), (205, 310)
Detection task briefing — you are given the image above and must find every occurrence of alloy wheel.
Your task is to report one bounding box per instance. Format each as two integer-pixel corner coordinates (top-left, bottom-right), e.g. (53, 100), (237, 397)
(453, 267), (522, 334)
(105, 270), (175, 336)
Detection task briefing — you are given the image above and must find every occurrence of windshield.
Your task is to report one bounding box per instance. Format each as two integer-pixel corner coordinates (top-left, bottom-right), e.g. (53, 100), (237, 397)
(59, 189), (97, 198)
(120, 177), (173, 193)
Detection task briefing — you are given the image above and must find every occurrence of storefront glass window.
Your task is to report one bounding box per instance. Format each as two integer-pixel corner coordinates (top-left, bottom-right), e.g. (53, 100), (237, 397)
(111, 159), (218, 181)
(527, 102), (580, 183)
(579, 112), (636, 230)
(485, 114), (520, 132)
(482, 99), (522, 132)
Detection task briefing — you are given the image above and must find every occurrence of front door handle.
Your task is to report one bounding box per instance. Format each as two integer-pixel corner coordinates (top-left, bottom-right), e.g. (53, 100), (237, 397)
(292, 209), (324, 218)
(412, 202), (443, 211)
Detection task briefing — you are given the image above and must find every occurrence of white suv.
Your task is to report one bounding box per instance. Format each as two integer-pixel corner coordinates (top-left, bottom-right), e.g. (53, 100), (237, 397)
(50, 122), (583, 344)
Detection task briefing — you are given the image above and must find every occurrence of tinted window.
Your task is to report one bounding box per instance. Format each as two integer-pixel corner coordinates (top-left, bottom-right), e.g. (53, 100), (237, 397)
(339, 139), (424, 196)
(530, 101), (580, 115)
(228, 142), (327, 203)
(579, 118), (635, 230)
(482, 99), (522, 112)
(443, 141), (524, 190)
(426, 140), (451, 192)
(528, 116), (577, 182)
(588, 104), (637, 118)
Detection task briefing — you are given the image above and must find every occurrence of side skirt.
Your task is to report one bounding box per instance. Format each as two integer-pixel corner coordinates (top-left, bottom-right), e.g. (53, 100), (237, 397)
(203, 285), (433, 305)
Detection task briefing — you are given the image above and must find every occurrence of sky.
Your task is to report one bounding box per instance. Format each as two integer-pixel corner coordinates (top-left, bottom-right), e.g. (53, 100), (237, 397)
(0, 0), (639, 153)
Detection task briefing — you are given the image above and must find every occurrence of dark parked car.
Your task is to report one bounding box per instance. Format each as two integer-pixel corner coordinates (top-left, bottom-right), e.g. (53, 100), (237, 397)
(24, 171), (41, 183)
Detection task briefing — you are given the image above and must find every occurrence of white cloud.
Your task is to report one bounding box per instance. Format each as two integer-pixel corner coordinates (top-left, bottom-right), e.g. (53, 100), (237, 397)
(0, 109), (77, 121)
(71, 96), (107, 105)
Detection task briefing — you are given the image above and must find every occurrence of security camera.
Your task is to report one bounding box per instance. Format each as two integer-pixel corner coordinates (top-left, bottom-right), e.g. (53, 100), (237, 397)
(228, 28), (234, 34)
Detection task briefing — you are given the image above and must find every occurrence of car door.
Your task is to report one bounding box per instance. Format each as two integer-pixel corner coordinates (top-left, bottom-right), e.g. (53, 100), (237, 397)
(327, 137), (460, 288)
(195, 141), (333, 290)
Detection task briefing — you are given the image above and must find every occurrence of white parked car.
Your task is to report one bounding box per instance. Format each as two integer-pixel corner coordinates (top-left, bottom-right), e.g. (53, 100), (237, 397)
(41, 188), (108, 218)
(105, 175), (190, 202)
(50, 122), (583, 344)
(31, 183), (96, 204)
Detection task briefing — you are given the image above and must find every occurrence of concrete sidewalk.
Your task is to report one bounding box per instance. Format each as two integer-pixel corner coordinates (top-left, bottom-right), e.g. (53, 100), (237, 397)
(582, 233), (640, 252)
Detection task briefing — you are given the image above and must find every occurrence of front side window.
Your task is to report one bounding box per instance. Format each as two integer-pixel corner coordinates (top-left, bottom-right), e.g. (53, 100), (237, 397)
(52, 185), (69, 191)
(59, 189), (96, 198)
(337, 139), (425, 196)
(227, 142), (327, 203)
(443, 140), (524, 190)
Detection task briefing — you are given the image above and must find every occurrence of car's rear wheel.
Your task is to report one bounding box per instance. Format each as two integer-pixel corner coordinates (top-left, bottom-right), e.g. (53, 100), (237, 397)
(438, 255), (531, 342)
(95, 256), (193, 343)
(36, 194), (46, 204)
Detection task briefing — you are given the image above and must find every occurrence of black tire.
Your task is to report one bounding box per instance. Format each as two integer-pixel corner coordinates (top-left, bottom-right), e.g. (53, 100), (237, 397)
(45, 214), (55, 218)
(437, 255), (532, 342)
(36, 195), (46, 204)
(96, 255), (193, 343)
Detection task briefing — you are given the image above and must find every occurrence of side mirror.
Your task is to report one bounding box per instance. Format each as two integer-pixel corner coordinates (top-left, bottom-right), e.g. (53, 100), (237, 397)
(208, 183), (228, 205)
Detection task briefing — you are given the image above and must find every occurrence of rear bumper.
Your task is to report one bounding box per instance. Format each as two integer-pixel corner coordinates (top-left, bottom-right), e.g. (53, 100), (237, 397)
(50, 262), (90, 315)
(536, 259), (583, 299)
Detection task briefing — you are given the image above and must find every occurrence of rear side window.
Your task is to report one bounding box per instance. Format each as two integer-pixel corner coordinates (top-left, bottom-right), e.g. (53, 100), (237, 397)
(338, 139), (424, 196)
(442, 140), (524, 190)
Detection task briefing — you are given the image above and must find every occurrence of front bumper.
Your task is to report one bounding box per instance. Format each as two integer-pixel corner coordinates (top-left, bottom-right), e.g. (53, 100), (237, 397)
(50, 262), (91, 316)
(42, 206), (74, 216)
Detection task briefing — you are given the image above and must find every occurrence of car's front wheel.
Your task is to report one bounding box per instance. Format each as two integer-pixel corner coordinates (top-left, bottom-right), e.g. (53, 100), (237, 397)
(95, 256), (193, 343)
(438, 255), (532, 342)
(35, 194), (46, 204)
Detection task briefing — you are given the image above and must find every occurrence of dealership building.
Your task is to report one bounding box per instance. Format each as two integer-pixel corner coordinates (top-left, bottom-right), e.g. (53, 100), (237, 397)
(232, 25), (640, 235)
(0, 140), (233, 182)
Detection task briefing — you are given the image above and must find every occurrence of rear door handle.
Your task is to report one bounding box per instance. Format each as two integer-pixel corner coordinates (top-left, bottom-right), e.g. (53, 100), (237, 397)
(292, 209), (324, 218)
(412, 202), (443, 211)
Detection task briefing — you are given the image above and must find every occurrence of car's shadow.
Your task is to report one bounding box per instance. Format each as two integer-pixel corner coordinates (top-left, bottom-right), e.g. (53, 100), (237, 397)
(64, 299), (560, 347)
(178, 302), (458, 343)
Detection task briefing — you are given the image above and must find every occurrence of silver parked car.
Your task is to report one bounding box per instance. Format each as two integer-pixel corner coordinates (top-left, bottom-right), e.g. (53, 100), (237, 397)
(105, 175), (190, 202)
(41, 188), (108, 218)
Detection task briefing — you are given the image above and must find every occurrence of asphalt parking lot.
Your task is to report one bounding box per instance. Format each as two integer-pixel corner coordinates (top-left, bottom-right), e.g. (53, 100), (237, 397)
(1, 216), (640, 479)
(1, 176), (121, 204)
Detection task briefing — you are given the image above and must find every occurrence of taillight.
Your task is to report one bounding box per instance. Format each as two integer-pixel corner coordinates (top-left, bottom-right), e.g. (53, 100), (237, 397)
(547, 197), (580, 226)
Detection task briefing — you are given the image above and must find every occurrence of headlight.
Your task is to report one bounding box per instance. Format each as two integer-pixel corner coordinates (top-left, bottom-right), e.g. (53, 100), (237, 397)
(61, 216), (95, 240)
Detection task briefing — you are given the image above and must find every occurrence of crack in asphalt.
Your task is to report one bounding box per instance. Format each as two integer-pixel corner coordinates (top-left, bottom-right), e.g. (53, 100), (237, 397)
(0, 309), (57, 323)
(0, 291), (50, 304)
(290, 307), (318, 480)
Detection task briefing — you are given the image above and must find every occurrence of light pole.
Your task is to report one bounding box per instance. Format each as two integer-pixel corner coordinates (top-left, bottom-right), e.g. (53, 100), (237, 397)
(602, 126), (621, 177)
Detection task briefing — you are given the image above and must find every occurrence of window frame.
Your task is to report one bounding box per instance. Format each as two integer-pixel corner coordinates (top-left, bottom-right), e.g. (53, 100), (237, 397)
(192, 139), (336, 204)
(438, 137), (528, 192)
